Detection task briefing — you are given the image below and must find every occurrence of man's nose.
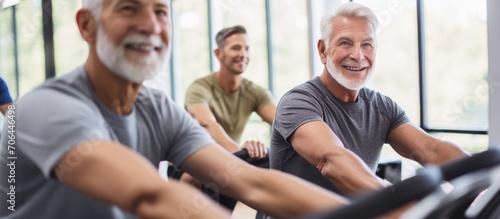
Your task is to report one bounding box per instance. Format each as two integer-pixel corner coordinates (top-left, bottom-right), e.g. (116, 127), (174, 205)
(349, 45), (365, 61)
(136, 11), (162, 35)
(239, 49), (249, 58)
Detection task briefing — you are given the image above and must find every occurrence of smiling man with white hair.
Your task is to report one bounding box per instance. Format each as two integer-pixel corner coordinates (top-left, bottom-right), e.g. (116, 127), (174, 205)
(271, 2), (468, 197)
(0, 0), (349, 218)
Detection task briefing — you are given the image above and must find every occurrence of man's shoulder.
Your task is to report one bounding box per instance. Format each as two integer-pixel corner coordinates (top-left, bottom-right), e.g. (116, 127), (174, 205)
(284, 78), (322, 96)
(190, 74), (215, 87)
(18, 66), (96, 109)
(359, 87), (391, 102)
(241, 77), (267, 91)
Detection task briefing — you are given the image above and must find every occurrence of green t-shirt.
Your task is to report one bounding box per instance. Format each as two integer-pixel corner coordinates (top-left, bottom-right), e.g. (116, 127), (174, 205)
(185, 73), (274, 142)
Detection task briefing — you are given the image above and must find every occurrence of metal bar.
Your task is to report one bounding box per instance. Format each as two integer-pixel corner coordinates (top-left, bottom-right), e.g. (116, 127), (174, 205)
(264, 0), (274, 93)
(207, 0), (215, 73)
(42, 0), (55, 79)
(12, 5), (20, 97)
(416, 0), (427, 129)
(169, 0), (176, 100)
(306, 0), (315, 79)
(424, 128), (487, 135)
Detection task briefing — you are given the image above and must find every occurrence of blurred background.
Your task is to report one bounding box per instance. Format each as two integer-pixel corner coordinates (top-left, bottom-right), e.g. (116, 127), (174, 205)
(0, 0), (493, 178)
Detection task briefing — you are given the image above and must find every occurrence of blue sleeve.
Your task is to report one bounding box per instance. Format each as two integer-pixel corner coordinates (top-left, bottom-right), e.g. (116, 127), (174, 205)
(0, 78), (13, 104)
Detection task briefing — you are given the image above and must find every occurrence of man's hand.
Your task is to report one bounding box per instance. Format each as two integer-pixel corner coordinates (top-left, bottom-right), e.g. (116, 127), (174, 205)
(241, 139), (267, 159)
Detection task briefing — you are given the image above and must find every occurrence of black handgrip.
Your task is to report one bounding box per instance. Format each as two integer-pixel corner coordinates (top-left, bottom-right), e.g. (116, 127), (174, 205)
(300, 166), (442, 219)
(232, 148), (270, 168)
(440, 147), (500, 181)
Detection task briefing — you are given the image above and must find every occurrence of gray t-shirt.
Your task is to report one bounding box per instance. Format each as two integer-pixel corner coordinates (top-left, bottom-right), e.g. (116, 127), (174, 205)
(0, 66), (214, 219)
(270, 77), (409, 195)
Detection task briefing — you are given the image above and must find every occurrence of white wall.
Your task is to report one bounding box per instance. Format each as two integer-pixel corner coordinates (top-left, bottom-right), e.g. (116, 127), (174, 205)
(488, 0), (500, 147)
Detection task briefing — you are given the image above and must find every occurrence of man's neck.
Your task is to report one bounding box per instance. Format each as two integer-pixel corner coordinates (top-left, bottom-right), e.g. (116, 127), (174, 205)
(84, 59), (142, 115)
(216, 69), (242, 93)
(320, 69), (359, 103)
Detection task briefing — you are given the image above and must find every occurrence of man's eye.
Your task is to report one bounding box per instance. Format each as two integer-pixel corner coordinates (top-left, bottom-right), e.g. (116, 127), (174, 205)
(363, 43), (373, 48)
(156, 10), (168, 17)
(121, 5), (136, 11)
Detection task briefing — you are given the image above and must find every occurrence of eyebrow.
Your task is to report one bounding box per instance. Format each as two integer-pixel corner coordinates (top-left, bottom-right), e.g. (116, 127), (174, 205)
(335, 36), (374, 43)
(115, 0), (169, 9)
(335, 37), (352, 43)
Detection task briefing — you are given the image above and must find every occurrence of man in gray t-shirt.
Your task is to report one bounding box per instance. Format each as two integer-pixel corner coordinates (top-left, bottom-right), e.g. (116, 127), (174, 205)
(0, 1), (350, 218)
(271, 3), (468, 198)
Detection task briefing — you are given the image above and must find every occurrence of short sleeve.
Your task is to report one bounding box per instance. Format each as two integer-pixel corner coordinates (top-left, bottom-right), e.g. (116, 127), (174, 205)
(15, 88), (110, 178)
(185, 80), (212, 109)
(159, 96), (215, 166)
(252, 84), (274, 112)
(384, 96), (410, 132)
(274, 89), (324, 142)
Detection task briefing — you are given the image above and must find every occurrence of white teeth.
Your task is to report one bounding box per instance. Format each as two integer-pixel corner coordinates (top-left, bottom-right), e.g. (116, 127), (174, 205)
(128, 44), (156, 51)
(345, 66), (365, 71)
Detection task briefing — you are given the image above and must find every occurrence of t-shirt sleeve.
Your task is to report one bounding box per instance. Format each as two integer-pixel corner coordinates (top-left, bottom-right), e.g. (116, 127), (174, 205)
(252, 84), (274, 112)
(160, 96), (215, 167)
(15, 88), (109, 178)
(0, 78), (13, 105)
(383, 95), (410, 132)
(184, 80), (211, 109)
(274, 89), (323, 142)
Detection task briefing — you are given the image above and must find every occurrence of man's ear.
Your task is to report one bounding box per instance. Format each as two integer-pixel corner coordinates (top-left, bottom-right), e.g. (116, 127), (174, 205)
(214, 48), (221, 60)
(76, 9), (97, 44)
(317, 39), (327, 64)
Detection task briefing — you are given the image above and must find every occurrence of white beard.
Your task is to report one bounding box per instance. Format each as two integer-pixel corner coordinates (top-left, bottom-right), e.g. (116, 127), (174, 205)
(325, 56), (372, 90)
(96, 25), (169, 83)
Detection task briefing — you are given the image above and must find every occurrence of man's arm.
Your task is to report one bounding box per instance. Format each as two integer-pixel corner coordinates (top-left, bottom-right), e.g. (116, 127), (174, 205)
(187, 105), (240, 152)
(56, 140), (230, 219)
(257, 103), (276, 125)
(180, 144), (348, 218)
(387, 122), (469, 165)
(290, 121), (388, 195)
(0, 103), (12, 115)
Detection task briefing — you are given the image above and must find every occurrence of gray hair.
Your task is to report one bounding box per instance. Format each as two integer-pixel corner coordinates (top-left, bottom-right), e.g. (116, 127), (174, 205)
(81, 0), (103, 19)
(320, 2), (379, 45)
(215, 25), (247, 48)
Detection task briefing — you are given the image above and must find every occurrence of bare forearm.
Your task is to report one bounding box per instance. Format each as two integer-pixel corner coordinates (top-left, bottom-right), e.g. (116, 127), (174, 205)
(57, 141), (230, 218)
(232, 169), (347, 218)
(135, 181), (230, 219)
(428, 140), (469, 164)
(203, 121), (240, 152)
(321, 151), (385, 195)
(0, 103), (11, 115)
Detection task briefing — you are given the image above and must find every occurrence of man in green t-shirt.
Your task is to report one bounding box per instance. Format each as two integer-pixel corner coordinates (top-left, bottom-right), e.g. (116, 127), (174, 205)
(185, 25), (276, 159)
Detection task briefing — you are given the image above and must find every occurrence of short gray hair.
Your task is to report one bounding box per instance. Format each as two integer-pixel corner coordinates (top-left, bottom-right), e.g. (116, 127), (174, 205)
(320, 2), (379, 45)
(215, 25), (247, 48)
(81, 0), (103, 19)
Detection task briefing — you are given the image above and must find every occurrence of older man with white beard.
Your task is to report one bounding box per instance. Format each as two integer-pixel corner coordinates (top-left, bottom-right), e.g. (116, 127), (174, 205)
(270, 2), (468, 197)
(0, 0), (352, 219)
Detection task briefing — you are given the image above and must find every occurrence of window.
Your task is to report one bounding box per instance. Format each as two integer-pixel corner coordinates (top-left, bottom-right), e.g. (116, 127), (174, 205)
(14, 0), (45, 96)
(171, 0), (210, 102)
(52, 0), (87, 76)
(424, 0), (488, 132)
(0, 7), (17, 99)
(271, 0), (310, 98)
